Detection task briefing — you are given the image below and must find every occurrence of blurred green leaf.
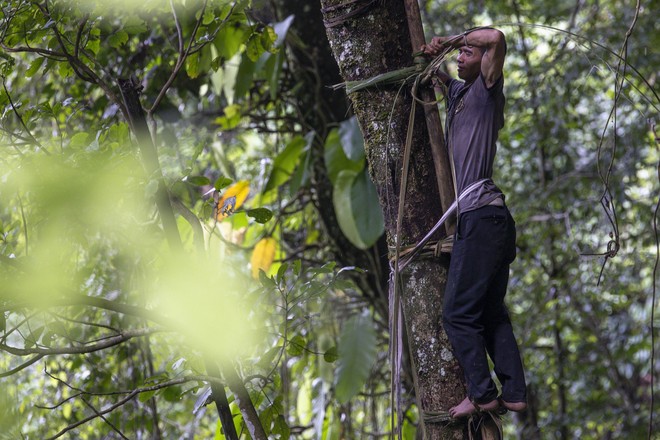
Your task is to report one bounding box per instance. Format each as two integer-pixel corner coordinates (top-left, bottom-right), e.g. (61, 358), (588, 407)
(247, 207), (273, 223)
(334, 313), (377, 403)
(264, 136), (305, 192)
(187, 175), (211, 186)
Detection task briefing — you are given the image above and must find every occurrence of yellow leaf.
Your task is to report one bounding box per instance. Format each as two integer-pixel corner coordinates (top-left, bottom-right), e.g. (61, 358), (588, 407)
(216, 180), (250, 220)
(251, 237), (277, 278)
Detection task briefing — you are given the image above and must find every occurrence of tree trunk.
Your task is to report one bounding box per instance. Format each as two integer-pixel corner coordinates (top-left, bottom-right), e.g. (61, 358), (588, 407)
(320, 1), (465, 438)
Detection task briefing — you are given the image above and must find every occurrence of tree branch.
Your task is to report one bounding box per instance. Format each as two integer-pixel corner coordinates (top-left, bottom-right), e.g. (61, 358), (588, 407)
(0, 328), (162, 356)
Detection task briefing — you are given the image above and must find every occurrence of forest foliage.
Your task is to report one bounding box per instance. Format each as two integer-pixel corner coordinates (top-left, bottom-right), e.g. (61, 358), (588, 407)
(0, 0), (658, 439)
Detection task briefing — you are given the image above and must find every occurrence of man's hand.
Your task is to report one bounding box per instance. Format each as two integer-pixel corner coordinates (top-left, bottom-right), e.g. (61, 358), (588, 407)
(422, 36), (448, 56)
(421, 35), (464, 56)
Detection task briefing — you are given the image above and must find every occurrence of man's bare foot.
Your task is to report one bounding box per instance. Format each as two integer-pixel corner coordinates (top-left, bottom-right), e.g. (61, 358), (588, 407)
(449, 396), (500, 418)
(500, 400), (527, 412)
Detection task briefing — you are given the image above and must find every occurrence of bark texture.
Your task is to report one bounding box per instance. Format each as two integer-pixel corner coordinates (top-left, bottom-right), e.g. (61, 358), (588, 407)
(320, 1), (466, 438)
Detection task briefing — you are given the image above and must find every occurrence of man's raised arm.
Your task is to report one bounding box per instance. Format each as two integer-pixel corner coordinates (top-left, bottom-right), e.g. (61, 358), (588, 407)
(422, 28), (507, 88)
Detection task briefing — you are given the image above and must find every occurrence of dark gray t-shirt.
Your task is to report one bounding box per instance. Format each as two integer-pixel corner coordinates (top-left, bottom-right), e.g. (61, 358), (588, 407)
(445, 74), (505, 213)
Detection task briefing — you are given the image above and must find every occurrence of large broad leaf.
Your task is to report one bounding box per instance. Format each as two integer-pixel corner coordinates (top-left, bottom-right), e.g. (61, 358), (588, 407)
(324, 129), (363, 185)
(332, 169), (384, 249)
(333, 170), (366, 249)
(338, 116), (365, 162)
(334, 313), (377, 404)
(264, 136), (306, 192)
(350, 170), (384, 247)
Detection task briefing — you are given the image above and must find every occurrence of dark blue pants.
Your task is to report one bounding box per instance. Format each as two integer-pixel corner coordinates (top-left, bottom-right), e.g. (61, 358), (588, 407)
(443, 204), (527, 405)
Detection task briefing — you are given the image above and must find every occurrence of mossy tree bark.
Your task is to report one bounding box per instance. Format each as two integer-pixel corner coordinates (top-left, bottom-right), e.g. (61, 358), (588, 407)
(320, 1), (466, 438)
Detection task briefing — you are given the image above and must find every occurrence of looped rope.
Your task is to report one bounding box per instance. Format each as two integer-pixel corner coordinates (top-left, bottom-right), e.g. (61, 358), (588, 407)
(421, 410), (453, 425)
(422, 409), (504, 440)
(388, 235), (454, 262)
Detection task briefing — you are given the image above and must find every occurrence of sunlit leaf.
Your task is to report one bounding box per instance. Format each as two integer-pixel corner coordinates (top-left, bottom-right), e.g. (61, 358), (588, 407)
(185, 52), (200, 78)
(216, 180), (249, 220)
(264, 136), (306, 193)
(250, 237), (277, 278)
(214, 176), (233, 191)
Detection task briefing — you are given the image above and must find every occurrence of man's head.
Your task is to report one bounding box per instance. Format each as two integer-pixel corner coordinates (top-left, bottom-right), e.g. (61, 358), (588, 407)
(456, 45), (484, 82)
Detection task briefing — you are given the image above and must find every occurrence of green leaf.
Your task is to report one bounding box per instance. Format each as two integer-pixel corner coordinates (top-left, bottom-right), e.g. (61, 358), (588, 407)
(214, 23), (248, 60)
(108, 30), (129, 48)
(273, 415), (290, 439)
(0, 313), (5, 334)
(162, 385), (182, 402)
(68, 132), (90, 149)
(324, 129), (363, 185)
(185, 52), (200, 79)
(87, 27), (101, 55)
(264, 50), (283, 100)
(323, 346), (338, 363)
(233, 55), (256, 100)
(332, 170), (366, 249)
(245, 33), (265, 62)
(334, 313), (377, 404)
(25, 58), (45, 78)
(139, 390), (156, 403)
(338, 116), (365, 162)
(247, 207), (273, 223)
(258, 345), (282, 370)
(332, 168), (384, 249)
(214, 176), (233, 190)
(187, 175), (210, 186)
(287, 335), (306, 356)
(350, 170), (384, 248)
(264, 136), (305, 192)
(24, 326), (45, 349)
(215, 104), (242, 129)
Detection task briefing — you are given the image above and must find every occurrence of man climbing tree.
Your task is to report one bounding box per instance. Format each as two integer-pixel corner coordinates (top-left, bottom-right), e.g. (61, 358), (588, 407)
(422, 28), (528, 418)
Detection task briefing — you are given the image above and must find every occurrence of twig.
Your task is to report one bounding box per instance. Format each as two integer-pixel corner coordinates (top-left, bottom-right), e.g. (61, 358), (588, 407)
(0, 354), (44, 378)
(148, 0), (208, 116)
(1, 79), (46, 153)
(80, 397), (130, 440)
